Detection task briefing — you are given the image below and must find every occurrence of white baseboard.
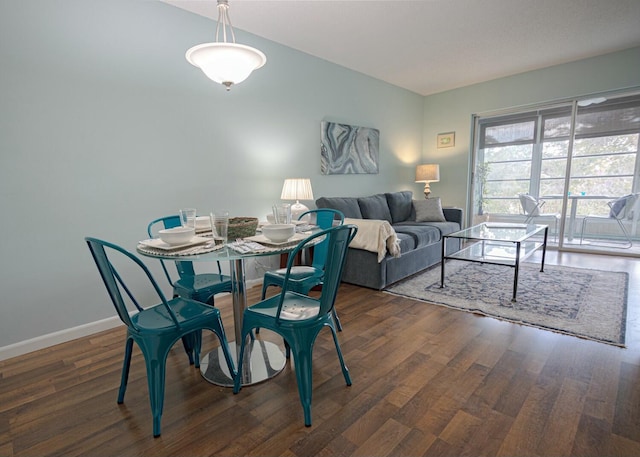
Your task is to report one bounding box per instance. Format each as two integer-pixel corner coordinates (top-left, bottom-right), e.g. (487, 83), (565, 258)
(0, 278), (265, 362)
(0, 316), (122, 362)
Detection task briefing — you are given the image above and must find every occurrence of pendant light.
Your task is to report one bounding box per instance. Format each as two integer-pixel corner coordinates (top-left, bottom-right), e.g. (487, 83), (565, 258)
(186, 0), (266, 91)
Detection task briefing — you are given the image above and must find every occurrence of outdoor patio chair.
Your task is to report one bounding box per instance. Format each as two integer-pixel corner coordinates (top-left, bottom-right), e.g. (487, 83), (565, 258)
(580, 193), (640, 248)
(518, 193), (559, 241)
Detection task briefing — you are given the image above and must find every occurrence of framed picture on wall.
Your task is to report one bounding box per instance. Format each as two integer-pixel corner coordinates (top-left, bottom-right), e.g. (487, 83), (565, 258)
(437, 131), (455, 148)
(320, 121), (379, 174)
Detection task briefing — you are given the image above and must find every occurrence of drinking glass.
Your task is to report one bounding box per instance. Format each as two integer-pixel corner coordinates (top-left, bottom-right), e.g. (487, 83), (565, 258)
(272, 204), (291, 224)
(179, 208), (197, 229)
(211, 210), (229, 244)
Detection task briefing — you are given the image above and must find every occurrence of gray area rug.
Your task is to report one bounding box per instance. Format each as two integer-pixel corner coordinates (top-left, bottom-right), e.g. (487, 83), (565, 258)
(385, 261), (628, 346)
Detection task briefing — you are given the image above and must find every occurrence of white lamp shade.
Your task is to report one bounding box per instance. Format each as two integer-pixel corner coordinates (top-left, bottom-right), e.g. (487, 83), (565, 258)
(186, 42), (266, 86)
(415, 164), (440, 182)
(280, 178), (314, 201)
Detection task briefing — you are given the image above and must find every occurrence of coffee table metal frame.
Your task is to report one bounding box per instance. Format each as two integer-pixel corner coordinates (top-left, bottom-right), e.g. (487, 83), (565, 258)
(440, 223), (548, 302)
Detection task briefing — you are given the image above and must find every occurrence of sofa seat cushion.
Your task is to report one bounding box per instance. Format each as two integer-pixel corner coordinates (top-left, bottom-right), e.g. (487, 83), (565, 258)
(395, 220), (461, 237)
(394, 232), (417, 253)
(316, 196), (363, 219)
(357, 194), (393, 223)
(393, 224), (442, 248)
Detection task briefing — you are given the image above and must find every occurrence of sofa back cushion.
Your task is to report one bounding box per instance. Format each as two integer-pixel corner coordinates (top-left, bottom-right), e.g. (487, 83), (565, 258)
(358, 194), (392, 223)
(385, 191), (413, 223)
(316, 196), (363, 219)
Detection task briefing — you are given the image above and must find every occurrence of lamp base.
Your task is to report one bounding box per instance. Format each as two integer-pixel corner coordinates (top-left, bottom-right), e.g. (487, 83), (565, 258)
(423, 183), (432, 199)
(290, 201), (310, 220)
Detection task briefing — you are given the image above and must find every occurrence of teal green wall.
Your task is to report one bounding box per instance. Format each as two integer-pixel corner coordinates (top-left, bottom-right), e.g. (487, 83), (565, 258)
(421, 47), (640, 215)
(0, 0), (424, 350)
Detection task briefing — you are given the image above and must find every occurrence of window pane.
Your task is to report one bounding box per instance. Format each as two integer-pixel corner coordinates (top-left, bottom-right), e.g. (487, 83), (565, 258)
(541, 158), (567, 180)
(568, 176), (633, 197)
(542, 139), (569, 158)
(484, 144), (533, 161)
(486, 161), (531, 181)
(484, 180), (529, 197)
(573, 134), (639, 156)
(571, 154), (636, 177)
(483, 198), (521, 214)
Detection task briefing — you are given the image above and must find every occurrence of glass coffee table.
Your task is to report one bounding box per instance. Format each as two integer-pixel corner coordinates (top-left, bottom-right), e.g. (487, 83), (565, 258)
(441, 222), (548, 302)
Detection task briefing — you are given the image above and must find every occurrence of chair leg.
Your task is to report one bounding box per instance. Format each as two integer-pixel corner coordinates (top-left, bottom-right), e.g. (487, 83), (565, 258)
(329, 325), (352, 386)
(332, 308), (343, 332)
(141, 343), (171, 437)
(192, 330), (203, 368)
(210, 327), (236, 378)
(180, 334), (196, 365)
(233, 332), (250, 394)
(616, 219), (633, 248)
(261, 282), (272, 300)
(581, 217), (633, 248)
(580, 218), (588, 245)
(291, 344), (314, 427)
(117, 338), (134, 404)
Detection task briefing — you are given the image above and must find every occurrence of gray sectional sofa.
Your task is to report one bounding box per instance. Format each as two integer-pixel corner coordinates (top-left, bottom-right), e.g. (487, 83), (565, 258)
(316, 191), (463, 290)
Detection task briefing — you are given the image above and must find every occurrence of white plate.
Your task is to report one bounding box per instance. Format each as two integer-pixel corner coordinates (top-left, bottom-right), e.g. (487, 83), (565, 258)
(244, 232), (307, 246)
(138, 236), (210, 251)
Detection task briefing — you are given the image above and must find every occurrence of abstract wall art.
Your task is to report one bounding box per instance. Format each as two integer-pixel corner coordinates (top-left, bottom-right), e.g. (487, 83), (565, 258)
(320, 121), (379, 175)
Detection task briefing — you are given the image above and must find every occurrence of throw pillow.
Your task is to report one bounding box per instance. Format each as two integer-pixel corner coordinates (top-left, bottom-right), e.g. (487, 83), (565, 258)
(413, 198), (446, 222)
(358, 194), (393, 223)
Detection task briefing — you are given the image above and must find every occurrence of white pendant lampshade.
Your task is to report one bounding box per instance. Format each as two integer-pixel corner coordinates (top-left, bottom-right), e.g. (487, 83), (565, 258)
(186, 0), (266, 91)
(281, 178), (314, 219)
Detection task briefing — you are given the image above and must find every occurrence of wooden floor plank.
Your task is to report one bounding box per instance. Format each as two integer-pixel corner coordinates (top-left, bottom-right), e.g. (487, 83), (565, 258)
(1, 251), (639, 456)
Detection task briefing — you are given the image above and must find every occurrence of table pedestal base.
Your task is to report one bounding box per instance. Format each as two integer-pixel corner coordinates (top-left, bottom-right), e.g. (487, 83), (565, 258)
(199, 339), (287, 387)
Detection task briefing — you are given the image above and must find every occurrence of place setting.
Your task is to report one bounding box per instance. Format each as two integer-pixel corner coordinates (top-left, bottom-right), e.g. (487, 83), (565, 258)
(137, 205), (317, 257)
(229, 203), (315, 253)
(137, 208), (225, 257)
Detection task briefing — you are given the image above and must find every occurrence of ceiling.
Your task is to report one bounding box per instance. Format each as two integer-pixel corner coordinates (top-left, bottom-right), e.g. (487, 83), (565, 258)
(163, 0), (640, 96)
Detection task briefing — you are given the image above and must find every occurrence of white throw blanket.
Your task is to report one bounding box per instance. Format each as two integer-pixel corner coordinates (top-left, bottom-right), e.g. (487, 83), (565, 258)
(344, 217), (401, 263)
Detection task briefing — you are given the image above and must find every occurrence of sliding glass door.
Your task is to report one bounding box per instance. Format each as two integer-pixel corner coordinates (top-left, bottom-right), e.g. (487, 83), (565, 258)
(470, 91), (640, 256)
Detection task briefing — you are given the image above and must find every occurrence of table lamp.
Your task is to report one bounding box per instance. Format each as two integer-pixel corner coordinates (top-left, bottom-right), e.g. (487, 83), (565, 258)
(281, 178), (314, 219)
(415, 164), (440, 198)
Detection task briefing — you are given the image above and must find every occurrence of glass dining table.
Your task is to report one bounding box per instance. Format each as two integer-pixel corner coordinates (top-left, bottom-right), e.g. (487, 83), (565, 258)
(136, 234), (313, 387)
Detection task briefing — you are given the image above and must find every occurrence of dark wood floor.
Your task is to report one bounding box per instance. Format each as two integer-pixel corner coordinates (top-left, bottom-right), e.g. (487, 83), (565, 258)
(1, 251), (639, 456)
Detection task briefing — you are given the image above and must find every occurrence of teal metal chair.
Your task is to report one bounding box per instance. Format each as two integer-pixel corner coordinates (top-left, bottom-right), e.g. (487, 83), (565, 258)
(261, 208), (345, 330)
(233, 224), (357, 427)
(148, 215), (233, 364)
(85, 237), (236, 437)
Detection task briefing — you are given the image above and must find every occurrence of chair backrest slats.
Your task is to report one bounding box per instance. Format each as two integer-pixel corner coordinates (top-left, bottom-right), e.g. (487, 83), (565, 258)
(317, 225), (356, 315)
(85, 237), (182, 331)
(298, 209), (345, 270)
(147, 215), (198, 279)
